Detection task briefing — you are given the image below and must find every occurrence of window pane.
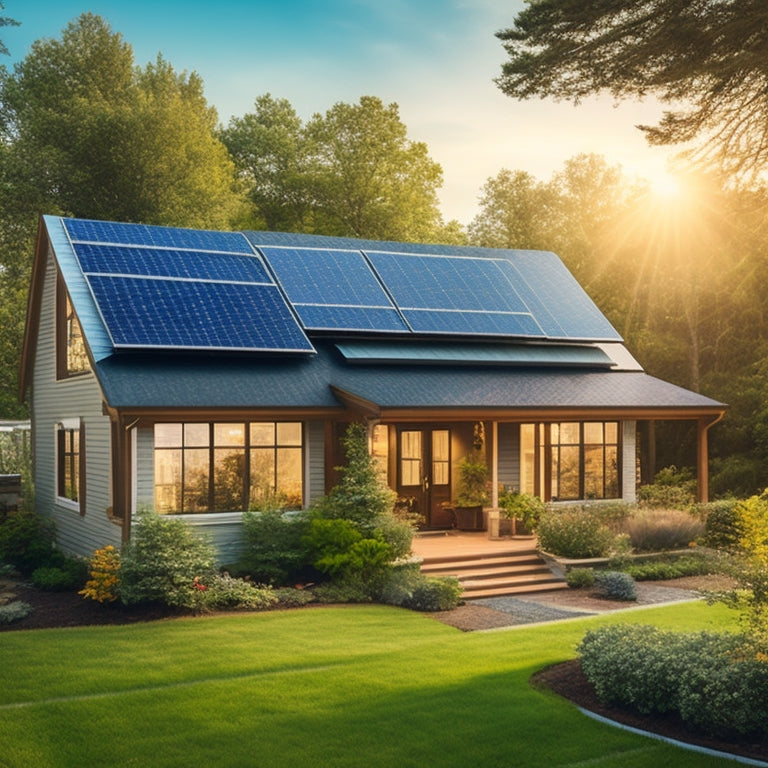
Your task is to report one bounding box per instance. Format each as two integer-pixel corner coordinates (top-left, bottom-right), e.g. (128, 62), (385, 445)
(155, 448), (182, 513)
(249, 447), (276, 505)
(250, 423), (275, 446)
(371, 424), (389, 480)
(555, 445), (580, 500)
(66, 296), (89, 374)
(401, 431), (422, 486)
(276, 422), (302, 446)
(213, 448), (245, 510)
(183, 448), (210, 512)
(605, 445), (619, 498)
(560, 423), (580, 444)
(184, 423), (209, 447)
(277, 447), (303, 508)
(155, 423), (182, 448)
(432, 430), (450, 486)
(584, 445), (605, 499)
(583, 422), (603, 444)
(520, 424), (536, 496)
(214, 423), (245, 446)
(605, 422), (618, 443)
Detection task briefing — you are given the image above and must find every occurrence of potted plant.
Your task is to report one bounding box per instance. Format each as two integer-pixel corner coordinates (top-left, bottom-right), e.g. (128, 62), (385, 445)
(499, 487), (544, 537)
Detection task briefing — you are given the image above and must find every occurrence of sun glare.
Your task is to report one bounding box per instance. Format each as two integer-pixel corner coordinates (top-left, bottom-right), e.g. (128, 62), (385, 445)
(648, 172), (681, 199)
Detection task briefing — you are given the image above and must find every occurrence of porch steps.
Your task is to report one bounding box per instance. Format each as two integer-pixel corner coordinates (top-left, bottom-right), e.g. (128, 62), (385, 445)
(419, 547), (568, 599)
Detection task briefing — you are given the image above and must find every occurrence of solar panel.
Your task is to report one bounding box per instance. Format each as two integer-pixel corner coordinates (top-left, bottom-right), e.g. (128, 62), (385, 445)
(62, 219), (313, 354)
(72, 243), (272, 284)
(364, 250), (544, 338)
(498, 253), (622, 341)
(64, 218), (253, 254)
(257, 246), (409, 333)
(87, 276), (314, 352)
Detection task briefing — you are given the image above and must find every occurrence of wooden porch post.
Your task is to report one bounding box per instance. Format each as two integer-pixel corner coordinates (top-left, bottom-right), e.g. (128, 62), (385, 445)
(491, 421), (498, 508)
(696, 414), (724, 504)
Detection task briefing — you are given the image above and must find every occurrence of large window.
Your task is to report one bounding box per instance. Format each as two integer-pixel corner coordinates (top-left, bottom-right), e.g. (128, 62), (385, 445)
(550, 422), (619, 501)
(154, 422), (303, 514)
(520, 422), (620, 501)
(57, 420), (84, 510)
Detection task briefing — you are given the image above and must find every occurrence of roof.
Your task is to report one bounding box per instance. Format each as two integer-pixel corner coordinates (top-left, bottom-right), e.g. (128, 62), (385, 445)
(92, 342), (724, 418)
(20, 216), (726, 419)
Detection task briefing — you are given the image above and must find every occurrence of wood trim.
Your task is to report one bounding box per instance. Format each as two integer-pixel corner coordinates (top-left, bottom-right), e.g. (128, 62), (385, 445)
(79, 417), (86, 517)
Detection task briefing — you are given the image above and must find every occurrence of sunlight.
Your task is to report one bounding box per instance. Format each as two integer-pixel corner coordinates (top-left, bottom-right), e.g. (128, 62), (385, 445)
(648, 170), (681, 199)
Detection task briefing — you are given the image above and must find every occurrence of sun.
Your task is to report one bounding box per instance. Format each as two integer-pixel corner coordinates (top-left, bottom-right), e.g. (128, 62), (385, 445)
(648, 171), (681, 199)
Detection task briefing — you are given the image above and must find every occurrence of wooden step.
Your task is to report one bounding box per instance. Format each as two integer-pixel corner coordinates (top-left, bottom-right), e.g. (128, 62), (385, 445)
(419, 547), (567, 598)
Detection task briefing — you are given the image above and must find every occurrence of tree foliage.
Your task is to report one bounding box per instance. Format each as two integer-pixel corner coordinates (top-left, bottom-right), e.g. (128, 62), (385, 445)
(496, 0), (768, 181)
(222, 94), (452, 242)
(0, 1), (18, 57)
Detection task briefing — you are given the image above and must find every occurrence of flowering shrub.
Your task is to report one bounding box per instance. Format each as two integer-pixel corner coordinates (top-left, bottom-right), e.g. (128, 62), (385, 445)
(79, 545), (122, 602)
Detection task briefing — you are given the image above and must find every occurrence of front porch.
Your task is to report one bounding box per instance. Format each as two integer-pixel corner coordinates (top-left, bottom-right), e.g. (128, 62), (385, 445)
(411, 530), (567, 598)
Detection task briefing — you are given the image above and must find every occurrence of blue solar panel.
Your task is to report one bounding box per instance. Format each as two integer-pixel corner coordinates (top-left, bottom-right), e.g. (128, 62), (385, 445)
(87, 276), (314, 352)
(364, 250), (544, 337)
(402, 309), (543, 336)
(293, 304), (409, 333)
(64, 218), (253, 254)
(497, 254), (621, 341)
(257, 246), (409, 333)
(73, 243), (272, 284)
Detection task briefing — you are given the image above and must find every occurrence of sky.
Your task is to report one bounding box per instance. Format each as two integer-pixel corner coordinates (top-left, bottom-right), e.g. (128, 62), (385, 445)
(1, 0), (676, 224)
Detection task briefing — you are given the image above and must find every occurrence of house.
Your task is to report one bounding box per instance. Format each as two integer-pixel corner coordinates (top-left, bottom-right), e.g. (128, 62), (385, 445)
(19, 216), (726, 562)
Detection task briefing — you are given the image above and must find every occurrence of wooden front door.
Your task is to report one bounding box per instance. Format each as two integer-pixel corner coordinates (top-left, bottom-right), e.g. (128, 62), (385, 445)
(396, 426), (453, 528)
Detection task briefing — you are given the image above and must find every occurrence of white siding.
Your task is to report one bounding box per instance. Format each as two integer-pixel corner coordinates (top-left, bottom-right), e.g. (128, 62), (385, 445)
(30, 251), (121, 557)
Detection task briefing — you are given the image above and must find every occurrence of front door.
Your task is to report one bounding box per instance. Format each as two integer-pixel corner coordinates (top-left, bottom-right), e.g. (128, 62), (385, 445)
(396, 426), (453, 528)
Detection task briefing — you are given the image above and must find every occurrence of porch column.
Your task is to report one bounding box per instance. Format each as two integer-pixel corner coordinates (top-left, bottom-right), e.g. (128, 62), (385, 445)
(491, 421), (499, 508)
(697, 417), (713, 504)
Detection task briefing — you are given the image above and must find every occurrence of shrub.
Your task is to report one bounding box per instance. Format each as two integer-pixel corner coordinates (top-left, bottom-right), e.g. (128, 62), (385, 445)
(537, 508), (614, 558)
(566, 568), (595, 589)
(0, 600), (32, 624)
(621, 554), (715, 581)
(637, 465), (696, 510)
(274, 586), (315, 607)
(235, 508), (311, 585)
(579, 625), (768, 739)
(0, 511), (55, 574)
(119, 511), (218, 608)
(32, 556), (88, 591)
(380, 566), (462, 611)
(699, 498), (741, 550)
(79, 545), (121, 603)
(198, 573), (277, 611)
(594, 570), (636, 601)
(623, 508), (704, 552)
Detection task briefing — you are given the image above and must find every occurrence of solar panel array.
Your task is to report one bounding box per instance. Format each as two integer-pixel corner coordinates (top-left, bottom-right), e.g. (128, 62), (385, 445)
(60, 218), (621, 355)
(63, 219), (314, 353)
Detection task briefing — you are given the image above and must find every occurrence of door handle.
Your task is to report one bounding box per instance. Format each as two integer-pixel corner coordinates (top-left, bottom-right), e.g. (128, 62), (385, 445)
(423, 476), (430, 491)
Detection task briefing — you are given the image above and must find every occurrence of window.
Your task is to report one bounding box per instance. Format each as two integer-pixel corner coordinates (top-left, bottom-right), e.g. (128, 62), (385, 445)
(56, 280), (89, 378)
(520, 422), (620, 501)
(154, 422), (303, 514)
(549, 422), (619, 501)
(57, 420), (85, 511)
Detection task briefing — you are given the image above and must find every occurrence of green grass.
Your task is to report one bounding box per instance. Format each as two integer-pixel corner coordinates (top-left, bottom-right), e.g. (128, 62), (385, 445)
(0, 602), (743, 767)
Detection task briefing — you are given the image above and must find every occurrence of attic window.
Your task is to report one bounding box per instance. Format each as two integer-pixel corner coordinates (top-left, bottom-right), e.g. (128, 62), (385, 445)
(56, 279), (89, 378)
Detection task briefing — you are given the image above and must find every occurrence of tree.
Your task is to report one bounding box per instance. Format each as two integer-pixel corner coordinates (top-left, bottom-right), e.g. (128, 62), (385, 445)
(223, 94), (450, 242)
(0, 13), (240, 227)
(0, 1), (18, 57)
(220, 94), (311, 232)
(495, 0), (768, 181)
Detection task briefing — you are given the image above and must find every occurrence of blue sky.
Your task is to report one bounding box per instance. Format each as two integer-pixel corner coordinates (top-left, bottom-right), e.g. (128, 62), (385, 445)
(2, 0), (672, 223)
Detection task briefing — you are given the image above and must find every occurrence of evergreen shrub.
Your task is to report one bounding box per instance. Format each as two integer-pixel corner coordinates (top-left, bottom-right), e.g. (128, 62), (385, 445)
(0, 511), (55, 574)
(594, 570), (636, 601)
(119, 511), (217, 608)
(31, 555), (88, 591)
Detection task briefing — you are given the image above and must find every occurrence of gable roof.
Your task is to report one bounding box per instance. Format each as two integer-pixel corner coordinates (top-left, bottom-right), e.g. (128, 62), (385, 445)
(20, 216), (725, 419)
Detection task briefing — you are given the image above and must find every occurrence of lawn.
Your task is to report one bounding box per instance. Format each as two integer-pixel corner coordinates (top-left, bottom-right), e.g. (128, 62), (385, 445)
(0, 601), (744, 767)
